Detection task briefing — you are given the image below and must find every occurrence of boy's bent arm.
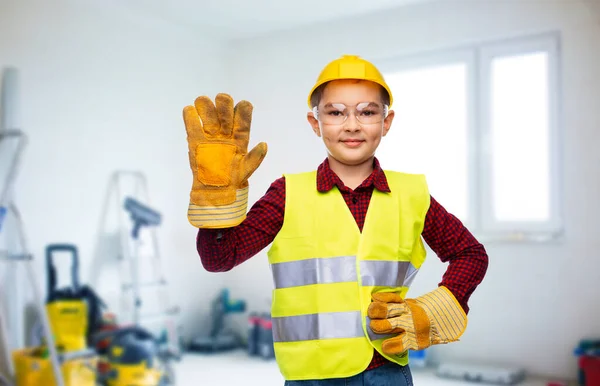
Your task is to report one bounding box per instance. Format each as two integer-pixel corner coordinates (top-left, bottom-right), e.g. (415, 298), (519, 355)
(421, 196), (489, 314)
(196, 177), (286, 272)
(368, 195), (486, 355)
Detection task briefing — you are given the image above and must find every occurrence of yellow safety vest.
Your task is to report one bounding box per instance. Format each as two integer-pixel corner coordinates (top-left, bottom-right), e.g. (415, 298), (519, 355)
(267, 170), (431, 381)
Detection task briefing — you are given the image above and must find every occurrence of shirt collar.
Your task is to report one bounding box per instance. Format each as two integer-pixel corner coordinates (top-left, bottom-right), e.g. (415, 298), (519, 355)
(316, 157), (391, 193)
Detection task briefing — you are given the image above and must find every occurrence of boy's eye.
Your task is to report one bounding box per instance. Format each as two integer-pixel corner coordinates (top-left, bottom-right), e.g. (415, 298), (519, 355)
(359, 109), (378, 117)
(327, 110), (344, 117)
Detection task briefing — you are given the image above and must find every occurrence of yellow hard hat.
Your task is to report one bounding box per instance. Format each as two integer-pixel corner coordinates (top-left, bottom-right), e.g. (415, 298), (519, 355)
(307, 55), (393, 109)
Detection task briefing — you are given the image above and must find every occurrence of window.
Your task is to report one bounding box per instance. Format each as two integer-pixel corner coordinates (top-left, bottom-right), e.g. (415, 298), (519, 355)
(377, 33), (562, 241)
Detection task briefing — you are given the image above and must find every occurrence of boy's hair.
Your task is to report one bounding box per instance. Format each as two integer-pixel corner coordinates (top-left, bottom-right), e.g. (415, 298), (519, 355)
(309, 80), (391, 109)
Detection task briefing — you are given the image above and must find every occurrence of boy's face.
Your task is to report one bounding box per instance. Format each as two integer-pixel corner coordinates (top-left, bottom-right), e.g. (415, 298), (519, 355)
(307, 79), (394, 168)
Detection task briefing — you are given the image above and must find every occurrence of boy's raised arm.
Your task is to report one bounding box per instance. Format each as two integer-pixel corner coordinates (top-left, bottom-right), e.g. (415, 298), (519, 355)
(182, 92), (283, 272)
(196, 177), (286, 272)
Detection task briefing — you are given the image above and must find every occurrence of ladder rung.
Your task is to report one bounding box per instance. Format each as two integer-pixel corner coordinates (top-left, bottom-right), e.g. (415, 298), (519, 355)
(59, 348), (97, 362)
(0, 250), (33, 261)
(140, 307), (180, 321)
(122, 280), (167, 291)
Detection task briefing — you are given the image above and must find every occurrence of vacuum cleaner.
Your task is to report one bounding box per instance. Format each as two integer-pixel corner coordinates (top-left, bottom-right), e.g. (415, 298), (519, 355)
(93, 326), (178, 386)
(188, 289), (246, 353)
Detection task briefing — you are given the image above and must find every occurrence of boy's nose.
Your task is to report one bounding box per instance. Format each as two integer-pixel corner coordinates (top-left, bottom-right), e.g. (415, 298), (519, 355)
(344, 114), (360, 131)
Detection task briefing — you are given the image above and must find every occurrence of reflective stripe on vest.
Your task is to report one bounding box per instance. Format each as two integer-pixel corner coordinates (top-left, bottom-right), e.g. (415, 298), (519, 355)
(272, 311), (397, 343)
(271, 256), (418, 290)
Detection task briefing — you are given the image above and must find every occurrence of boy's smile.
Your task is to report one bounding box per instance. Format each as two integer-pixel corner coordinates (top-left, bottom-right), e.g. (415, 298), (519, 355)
(341, 138), (365, 148)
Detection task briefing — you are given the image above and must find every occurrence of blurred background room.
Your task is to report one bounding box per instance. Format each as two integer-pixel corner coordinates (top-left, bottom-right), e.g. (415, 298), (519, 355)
(1, 0), (599, 385)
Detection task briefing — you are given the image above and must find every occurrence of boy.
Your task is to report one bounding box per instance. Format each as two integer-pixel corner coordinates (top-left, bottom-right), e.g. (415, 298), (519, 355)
(183, 54), (488, 385)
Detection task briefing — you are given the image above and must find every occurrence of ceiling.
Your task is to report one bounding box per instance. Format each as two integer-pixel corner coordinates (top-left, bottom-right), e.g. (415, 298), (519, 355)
(102, 0), (428, 40)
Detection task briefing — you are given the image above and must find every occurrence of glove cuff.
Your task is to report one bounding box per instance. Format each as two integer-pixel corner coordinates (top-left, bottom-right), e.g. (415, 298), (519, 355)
(187, 187), (248, 229)
(416, 286), (468, 343)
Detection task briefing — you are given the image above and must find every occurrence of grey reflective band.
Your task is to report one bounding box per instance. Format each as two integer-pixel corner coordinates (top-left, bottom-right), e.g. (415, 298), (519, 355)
(272, 313), (399, 343)
(272, 311), (364, 342)
(403, 264), (419, 288)
(361, 260), (418, 288)
(271, 255), (357, 289)
(271, 256), (418, 289)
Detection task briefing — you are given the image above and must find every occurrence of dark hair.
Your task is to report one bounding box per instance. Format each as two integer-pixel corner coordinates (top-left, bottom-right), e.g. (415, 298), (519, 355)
(310, 80), (391, 109)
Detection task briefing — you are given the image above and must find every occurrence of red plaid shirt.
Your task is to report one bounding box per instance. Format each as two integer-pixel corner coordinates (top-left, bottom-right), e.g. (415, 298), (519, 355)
(196, 157), (488, 371)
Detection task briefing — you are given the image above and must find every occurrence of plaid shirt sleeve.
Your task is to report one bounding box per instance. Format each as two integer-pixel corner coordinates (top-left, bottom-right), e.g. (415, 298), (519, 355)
(422, 196), (489, 314)
(195, 177), (286, 272)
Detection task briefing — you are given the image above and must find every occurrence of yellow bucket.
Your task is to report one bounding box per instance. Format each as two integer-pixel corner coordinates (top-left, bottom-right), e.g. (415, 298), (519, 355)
(12, 347), (97, 386)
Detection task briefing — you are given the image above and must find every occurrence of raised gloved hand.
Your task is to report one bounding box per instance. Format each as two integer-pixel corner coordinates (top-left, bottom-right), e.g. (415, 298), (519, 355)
(183, 93), (267, 228)
(368, 286), (467, 355)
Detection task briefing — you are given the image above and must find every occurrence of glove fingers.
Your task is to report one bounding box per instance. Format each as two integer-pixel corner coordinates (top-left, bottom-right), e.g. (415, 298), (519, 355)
(367, 301), (388, 319)
(194, 96), (220, 137)
(215, 93), (234, 137)
(241, 142), (268, 182)
(369, 319), (394, 334)
(183, 105), (205, 142)
(381, 333), (409, 356)
(368, 293), (407, 319)
(370, 315), (411, 334)
(233, 100), (253, 145)
(371, 292), (404, 304)
(367, 301), (408, 319)
(386, 302), (408, 318)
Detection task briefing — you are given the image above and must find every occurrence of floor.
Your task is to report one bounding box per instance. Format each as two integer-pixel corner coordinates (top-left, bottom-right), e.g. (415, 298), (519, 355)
(172, 350), (562, 386)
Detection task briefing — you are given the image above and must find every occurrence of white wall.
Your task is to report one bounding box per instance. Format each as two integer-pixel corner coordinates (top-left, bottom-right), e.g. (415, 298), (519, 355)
(0, 0), (228, 362)
(583, 0), (600, 23)
(222, 0), (600, 380)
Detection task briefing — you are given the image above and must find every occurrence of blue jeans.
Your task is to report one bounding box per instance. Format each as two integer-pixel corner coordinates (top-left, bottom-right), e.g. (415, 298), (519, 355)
(283, 362), (413, 386)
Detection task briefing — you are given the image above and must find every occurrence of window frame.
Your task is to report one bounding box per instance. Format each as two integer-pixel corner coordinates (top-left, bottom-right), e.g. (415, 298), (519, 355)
(375, 32), (564, 242)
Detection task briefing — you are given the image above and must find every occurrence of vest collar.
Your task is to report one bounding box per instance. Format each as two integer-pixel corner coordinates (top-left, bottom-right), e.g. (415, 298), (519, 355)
(316, 157), (391, 193)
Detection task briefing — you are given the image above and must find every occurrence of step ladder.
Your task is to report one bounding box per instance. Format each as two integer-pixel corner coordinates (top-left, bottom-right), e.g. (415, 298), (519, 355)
(0, 129), (65, 386)
(98, 171), (181, 355)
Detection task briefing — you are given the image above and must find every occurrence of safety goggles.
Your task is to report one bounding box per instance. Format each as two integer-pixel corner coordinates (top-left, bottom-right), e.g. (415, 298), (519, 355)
(313, 102), (389, 125)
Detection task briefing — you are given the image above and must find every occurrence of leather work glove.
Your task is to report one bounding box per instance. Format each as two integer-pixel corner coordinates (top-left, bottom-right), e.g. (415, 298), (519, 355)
(183, 93), (267, 228)
(368, 286), (467, 355)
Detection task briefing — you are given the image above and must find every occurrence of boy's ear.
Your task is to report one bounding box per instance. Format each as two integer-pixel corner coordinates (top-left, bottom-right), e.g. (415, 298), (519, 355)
(382, 110), (395, 137)
(307, 111), (321, 137)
